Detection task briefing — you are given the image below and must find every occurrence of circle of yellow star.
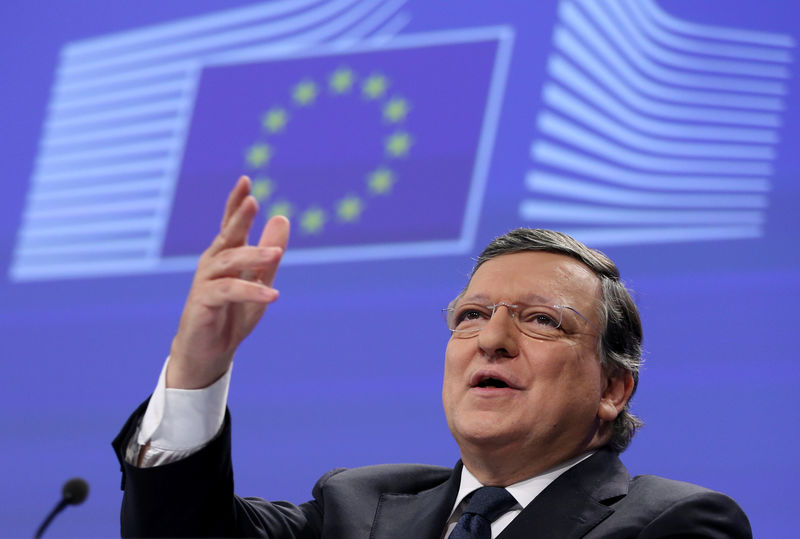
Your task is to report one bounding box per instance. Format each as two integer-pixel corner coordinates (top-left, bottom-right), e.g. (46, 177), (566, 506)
(385, 131), (412, 158)
(292, 80), (318, 106)
(242, 69), (417, 235)
(262, 108), (288, 133)
(383, 97), (409, 123)
(336, 195), (364, 222)
(329, 67), (355, 94)
(367, 168), (396, 195)
(246, 143), (273, 168)
(300, 207), (326, 234)
(362, 73), (388, 100)
(251, 178), (275, 201)
(268, 201), (293, 218)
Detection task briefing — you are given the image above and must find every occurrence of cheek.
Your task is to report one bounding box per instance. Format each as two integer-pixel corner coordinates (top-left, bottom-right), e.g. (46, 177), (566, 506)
(444, 338), (469, 371)
(442, 341), (457, 381)
(532, 344), (603, 400)
(559, 357), (606, 409)
(442, 340), (468, 402)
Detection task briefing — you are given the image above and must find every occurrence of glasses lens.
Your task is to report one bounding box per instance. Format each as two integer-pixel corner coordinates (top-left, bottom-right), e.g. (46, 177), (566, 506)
(447, 303), (491, 333)
(514, 305), (564, 339)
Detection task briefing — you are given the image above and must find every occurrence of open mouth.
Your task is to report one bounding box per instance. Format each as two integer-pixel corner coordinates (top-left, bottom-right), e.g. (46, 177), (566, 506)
(476, 377), (510, 389)
(470, 370), (518, 390)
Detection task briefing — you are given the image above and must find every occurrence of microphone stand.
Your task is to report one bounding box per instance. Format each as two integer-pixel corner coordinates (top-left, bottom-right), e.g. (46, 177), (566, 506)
(34, 499), (68, 539)
(34, 478), (89, 539)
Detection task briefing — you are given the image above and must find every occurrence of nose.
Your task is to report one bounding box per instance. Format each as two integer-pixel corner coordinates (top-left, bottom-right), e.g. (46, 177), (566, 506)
(477, 304), (519, 359)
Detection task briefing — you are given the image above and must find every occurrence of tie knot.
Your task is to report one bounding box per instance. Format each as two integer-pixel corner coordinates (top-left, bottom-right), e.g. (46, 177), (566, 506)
(463, 487), (517, 522)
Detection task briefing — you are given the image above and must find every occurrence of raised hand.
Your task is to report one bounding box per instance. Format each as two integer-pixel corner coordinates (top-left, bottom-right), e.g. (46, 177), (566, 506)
(166, 176), (290, 389)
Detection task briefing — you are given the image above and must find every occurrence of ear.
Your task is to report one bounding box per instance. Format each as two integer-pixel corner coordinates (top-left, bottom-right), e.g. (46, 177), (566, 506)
(597, 371), (634, 422)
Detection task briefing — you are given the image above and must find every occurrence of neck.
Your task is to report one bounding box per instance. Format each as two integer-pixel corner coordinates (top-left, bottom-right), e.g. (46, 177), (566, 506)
(459, 445), (573, 486)
(458, 427), (611, 486)
(462, 447), (596, 488)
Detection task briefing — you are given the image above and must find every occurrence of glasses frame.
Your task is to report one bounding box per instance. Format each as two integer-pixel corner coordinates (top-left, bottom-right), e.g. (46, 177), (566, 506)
(442, 301), (601, 339)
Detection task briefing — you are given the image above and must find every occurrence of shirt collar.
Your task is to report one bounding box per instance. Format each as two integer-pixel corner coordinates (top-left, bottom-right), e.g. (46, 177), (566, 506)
(449, 451), (596, 517)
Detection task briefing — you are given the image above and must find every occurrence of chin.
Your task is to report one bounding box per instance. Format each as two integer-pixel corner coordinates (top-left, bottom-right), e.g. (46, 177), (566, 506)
(452, 418), (525, 450)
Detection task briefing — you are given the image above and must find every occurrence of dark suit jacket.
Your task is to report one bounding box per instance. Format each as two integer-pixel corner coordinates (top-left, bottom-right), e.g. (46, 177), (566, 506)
(113, 401), (752, 538)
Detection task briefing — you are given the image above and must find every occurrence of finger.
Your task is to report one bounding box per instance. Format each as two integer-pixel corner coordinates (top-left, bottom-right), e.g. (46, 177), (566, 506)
(196, 278), (279, 308)
(207, 195), (259, 256)
(255, 215), (290, 286)
(199, 246), (283, 280)
(220, 176), (251, 232)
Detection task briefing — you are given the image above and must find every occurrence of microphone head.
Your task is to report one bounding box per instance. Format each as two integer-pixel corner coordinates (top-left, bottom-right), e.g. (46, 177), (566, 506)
(62, 478), (89, 506)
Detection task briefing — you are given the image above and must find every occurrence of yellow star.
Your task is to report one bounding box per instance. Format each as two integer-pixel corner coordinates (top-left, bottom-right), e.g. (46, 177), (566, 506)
(367, 167), (396, 195)
(292, 80), (318, 106)
(268, 201), (293, 218)
(336, 195), (364, 222)
(246, 143), (273, 168)
(300, 207), (326, 234)
(383, 97), (409, 123)
(362, 73), (388, 100)
(262, 108), (288, 133)
(251, 178), (275, 201)
(329, 67), (355, 94)
(385, 131), (412, 157)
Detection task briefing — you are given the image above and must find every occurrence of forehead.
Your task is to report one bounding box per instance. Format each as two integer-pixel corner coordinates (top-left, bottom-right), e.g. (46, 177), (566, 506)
(464, 251), (601, 309)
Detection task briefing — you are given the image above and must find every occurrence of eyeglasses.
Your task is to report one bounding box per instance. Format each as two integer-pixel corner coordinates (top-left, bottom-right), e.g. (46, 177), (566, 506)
(442, 302), (600, 340)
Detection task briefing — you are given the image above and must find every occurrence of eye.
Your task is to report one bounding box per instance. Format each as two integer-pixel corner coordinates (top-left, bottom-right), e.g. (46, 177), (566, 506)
(454, 305), (490, 327)
(520, 308), (562, 329)
(457, 308), (486, 322)
(533, 313), (559, 327)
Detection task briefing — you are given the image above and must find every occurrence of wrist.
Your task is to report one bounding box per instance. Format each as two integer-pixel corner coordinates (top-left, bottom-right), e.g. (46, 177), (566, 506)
(166, 346), (232, 389)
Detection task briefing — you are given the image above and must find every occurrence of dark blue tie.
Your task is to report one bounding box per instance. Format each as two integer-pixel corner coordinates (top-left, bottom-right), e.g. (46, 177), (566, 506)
(450, 486), (518, 539)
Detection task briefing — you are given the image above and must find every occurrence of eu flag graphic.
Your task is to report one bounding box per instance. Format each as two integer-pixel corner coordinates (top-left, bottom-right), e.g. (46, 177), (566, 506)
(162, 37), (504, 256)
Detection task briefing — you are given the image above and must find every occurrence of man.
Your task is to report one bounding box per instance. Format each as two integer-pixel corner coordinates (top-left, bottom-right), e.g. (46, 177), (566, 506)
(113, 177), (751, 538)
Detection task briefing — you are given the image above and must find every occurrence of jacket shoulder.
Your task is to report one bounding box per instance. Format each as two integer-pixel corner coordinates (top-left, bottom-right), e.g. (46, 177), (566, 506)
(630, 473), (725, 498)
(306, 464), (454, 538)
(593, 474), (752, 538)
(314, 463), (453, 498)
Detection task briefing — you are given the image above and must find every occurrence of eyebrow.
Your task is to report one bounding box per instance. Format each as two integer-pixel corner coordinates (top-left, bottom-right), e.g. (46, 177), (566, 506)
(458, 293), (557, 305)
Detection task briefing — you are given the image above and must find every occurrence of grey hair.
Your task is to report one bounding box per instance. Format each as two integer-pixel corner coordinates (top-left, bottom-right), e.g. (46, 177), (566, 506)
(470, 228), (643, 453)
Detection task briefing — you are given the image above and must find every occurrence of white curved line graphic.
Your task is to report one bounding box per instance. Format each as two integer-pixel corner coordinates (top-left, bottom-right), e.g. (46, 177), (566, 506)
(623, 0), (791, 62)
(547, 56), (778, 143)
(640, 0), (794, 47)
(542, 84), (774, 159)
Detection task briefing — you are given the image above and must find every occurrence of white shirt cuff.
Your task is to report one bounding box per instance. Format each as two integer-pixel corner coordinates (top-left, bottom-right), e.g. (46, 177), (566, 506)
(126, 356), (232, 467)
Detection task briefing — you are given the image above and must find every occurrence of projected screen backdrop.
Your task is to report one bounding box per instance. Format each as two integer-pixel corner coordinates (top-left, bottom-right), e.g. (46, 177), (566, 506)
(1, 1), (798, 536)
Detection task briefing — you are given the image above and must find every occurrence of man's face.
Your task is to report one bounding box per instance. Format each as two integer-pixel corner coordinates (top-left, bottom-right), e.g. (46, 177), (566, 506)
(442, 251), (614, 470)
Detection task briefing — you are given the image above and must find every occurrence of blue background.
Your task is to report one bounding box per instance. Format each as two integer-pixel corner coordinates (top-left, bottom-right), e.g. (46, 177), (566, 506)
(1, 1), (798, 537)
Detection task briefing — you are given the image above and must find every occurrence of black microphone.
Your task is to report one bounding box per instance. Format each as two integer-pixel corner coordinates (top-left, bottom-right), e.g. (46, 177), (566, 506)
(34, 477), (89, 539)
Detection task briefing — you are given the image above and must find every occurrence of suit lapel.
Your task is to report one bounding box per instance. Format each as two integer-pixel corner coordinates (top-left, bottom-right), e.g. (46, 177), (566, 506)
(370, 462), (462, 539)
(369, 450), (629, 539)
(498, 449), (630, 539)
